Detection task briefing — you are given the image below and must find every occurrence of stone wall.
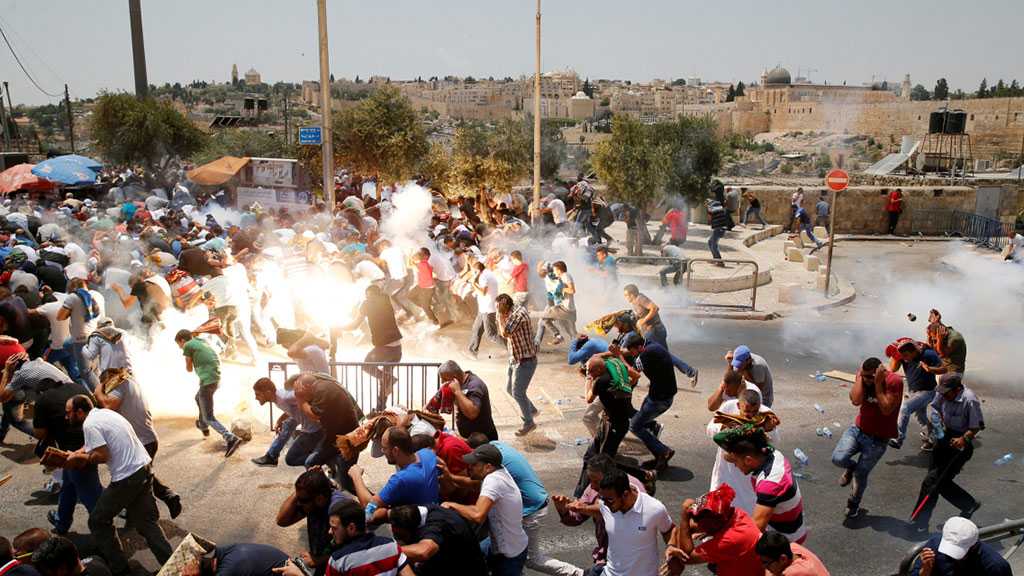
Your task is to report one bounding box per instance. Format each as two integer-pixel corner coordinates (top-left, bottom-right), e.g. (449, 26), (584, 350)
(725, 184), (1022, 235)
(696, 97), (1024, 160)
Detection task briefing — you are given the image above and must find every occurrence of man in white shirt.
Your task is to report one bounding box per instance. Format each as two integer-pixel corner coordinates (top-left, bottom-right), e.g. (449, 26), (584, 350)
(540, 195), (568, 229)
(64, 395), (172, 575)
(467, 262), (504, 359)
(37, 295), (83, 386)
(442, 444), (529, 575)
(376, 239), (418, 319)
(577, 469), (674, 576)
(428, 240), (458, 324)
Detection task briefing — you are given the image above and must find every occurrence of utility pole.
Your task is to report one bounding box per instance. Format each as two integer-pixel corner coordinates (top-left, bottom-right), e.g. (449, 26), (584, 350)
(316, 0), (334, 209)
(64, 84), (75, 153)
(0, 82), (10, 150)
(532, 0), (541, 225)
(128, 0), (149, 98)
(283, 87), (290, 146)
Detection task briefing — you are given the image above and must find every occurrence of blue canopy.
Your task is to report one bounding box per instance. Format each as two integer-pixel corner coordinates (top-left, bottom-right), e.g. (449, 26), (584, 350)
(31, 155), (102, 186)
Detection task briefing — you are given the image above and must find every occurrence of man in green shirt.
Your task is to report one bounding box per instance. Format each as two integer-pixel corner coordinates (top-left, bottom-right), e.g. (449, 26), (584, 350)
(175, 329), (241, 457)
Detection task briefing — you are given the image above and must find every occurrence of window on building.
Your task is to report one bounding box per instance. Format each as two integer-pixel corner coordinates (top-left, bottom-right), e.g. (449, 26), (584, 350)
(970, 114), (974, 121)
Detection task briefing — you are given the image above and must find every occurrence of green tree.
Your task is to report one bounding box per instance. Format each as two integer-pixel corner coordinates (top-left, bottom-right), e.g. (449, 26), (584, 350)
(193, 128), (295, 165)
(726, 85), (736, 102)
(91, 93), (207, 169)
(591, 115), (671, 212)
(735, 81), (746, 97)
(933, 78), (949, 100)
(977, 78), (988, 98)
(993, 79), (1008, 97)
(485, 118), (532, 193)
(581, 78), (594, 98)
(333, 85), (429, 191)
(418, 142), (453, 194)
(652, 115), (722, 205)
(539, 119), (567, 181)
(451, 121), (492, 195)
(910, 84), (931, 101)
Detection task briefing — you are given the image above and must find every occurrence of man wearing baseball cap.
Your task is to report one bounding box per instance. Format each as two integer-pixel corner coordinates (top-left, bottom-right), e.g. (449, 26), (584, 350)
(441, 444), (528, 575)
(912, 517), (1011, 575)
(911, 373), (984, 529)
(725, 345), (774, 407)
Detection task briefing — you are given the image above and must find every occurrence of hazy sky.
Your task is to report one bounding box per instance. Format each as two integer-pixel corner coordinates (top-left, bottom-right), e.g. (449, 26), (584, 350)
(1, 0), (1021, 106)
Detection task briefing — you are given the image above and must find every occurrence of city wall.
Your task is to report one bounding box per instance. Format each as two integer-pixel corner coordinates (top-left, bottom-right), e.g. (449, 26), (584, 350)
(690, 97), (1024, 160)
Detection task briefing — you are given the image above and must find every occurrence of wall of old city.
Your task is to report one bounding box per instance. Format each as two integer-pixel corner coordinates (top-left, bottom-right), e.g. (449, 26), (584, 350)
(720, 184), (1022, 235)
(766, 97), (1024, 159)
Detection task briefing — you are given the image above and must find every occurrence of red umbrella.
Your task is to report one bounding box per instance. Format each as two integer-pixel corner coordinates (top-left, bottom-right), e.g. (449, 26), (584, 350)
(0, 163), (57, 195)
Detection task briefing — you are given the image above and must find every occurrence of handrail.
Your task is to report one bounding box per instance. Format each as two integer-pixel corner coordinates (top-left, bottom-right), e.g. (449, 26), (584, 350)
(265, 361), (443, 426)
(684, 258), (760, 311)
(895, 518), (1024, 575)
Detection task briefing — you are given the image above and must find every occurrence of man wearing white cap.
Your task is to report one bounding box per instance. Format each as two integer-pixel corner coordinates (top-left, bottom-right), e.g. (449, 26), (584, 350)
(912, 517), (1011, 575)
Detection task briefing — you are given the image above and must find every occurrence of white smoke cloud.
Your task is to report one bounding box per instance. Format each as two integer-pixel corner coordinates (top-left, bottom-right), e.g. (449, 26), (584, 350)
(781, 242), (1023, 386)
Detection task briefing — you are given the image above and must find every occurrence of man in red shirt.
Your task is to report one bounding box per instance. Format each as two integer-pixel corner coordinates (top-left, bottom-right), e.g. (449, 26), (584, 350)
(508, 251), (529, 308)
(886, 188), (904, 235)
(662, 484), (763, 576)
(661, 206), (688, 247)
(0, 335), (31, 443)
(830, 357), (902, 518)
(756, 532), (831, 575)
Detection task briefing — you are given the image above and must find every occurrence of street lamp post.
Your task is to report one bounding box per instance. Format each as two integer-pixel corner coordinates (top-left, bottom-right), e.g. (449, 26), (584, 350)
(316, 0), (335, 209)
(532, 0), (541, 225)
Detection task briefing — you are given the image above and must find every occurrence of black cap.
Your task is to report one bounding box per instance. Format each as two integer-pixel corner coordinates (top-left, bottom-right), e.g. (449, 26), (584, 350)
(462, 444), (502, 467)
(936, 372), (963, 394)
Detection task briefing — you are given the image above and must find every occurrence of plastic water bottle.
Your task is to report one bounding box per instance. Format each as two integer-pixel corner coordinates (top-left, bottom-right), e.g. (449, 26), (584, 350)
(929, 411), (945, 440)
(833, 422), (842, 429)
(995, 453), (1014, 466)
(793, 448), (809, 467)
(814, 403), (825, 414)
(815, 427), (823, 437)
(814, 371), (827, 383)
(574, 437), (588, 446)
(822, 427), (833, 439)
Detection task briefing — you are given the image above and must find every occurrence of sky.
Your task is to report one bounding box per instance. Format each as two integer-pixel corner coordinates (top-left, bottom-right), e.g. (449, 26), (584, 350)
(1, 0), (1022, 106)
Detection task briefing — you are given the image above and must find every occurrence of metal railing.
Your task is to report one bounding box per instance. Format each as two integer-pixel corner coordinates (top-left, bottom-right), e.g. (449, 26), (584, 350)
(910, 208), (1014, 251)
(685, 258), (760, 311)
(895, 518), (1024, 575)
(267, 361), (442, 418)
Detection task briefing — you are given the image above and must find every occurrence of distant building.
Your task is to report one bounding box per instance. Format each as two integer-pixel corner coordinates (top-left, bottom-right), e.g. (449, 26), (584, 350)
(232, 64), (239, 85)
(301, 80), (321, 107)
(244, 67), (262, 86)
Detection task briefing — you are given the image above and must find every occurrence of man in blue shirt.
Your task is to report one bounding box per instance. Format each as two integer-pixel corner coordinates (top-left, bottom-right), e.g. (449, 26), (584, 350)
(911, 517), (1011, 576)
(349, 427), (439, 523)
(466, 433), (583, 576)
(251, 377), (324, 468)
(890, 341), (943, 450)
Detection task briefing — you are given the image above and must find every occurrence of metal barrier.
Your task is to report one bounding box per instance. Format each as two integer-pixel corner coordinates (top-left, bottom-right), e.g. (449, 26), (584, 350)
(909, 208), (1013, 251)
(614, 255), (689, 287)
(895, 518), (1024, 575)
(267, 361), (442, 418)
(685, 258), (760, 311)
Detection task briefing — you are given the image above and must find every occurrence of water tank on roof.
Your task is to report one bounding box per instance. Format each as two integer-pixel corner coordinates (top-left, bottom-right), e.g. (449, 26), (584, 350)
(945, 110), (966, 134)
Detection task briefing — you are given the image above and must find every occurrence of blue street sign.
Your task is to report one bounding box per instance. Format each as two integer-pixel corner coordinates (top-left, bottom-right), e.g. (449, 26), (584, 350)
(298, 126), (322, 145)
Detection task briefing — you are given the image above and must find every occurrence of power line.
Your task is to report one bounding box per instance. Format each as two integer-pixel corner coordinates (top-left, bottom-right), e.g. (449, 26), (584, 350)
(0, 21), (62, 98)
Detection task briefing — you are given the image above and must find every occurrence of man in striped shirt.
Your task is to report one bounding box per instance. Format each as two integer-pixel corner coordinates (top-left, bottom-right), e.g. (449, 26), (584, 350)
(276, 500), (412, 576)
(716, 425), (807, 543)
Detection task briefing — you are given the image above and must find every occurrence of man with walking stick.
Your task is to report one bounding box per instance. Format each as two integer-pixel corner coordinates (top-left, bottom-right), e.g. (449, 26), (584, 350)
(909, 373), (983, 530)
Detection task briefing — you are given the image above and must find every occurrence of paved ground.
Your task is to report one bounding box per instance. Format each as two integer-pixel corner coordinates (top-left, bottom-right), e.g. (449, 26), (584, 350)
(2, 240), (1022, 576)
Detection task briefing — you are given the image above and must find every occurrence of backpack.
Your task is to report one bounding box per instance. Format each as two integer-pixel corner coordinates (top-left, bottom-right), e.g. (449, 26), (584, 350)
(603, 357), (633, 396)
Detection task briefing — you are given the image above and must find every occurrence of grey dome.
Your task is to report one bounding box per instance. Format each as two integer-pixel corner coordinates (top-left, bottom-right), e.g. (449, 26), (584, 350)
(765, 67), (792, 85)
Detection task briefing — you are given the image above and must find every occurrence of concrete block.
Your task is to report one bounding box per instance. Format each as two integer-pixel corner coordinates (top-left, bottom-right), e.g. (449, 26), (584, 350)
(805, 255), (820, 271)
(816, 273), (840, 295)
(786, 247), (804, 262)
(791, 233), (805, 248)
(813, 226), (828, 240)
(778, 284), (806, 304)
(783, 240), (796, 256)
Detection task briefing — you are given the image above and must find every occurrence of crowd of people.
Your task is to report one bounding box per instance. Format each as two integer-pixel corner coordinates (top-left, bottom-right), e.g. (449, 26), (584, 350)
(0, 169), (1013, 576)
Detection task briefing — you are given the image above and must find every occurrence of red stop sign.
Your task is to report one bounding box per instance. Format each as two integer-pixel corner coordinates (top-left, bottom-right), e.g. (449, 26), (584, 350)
(825, 169), (849, 192)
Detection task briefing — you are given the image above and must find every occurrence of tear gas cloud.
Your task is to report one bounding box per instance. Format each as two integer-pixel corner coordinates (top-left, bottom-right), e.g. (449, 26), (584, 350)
(781, 243), (1023, 387)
